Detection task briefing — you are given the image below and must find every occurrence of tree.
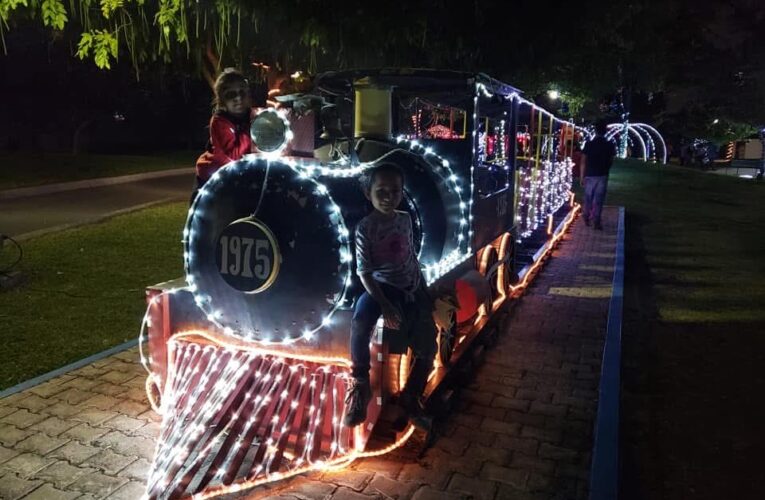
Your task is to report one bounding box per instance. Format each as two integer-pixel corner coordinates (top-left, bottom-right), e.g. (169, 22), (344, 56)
(2, 0), (763, 137)
(0, 0), (336, 88)
(0, 1), (459, 86)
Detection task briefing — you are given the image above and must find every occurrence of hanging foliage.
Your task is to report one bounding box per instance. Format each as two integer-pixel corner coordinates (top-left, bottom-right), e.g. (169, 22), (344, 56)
(1, 0), (762, 130)
(0, 0), (454, 80)
(0, 0), (262, 80)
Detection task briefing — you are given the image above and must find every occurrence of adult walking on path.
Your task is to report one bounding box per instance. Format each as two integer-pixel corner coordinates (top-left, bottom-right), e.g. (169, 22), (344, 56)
(581, 120), (617, 230)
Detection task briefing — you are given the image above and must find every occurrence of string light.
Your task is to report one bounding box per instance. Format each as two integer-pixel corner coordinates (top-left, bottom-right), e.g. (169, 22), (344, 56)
(510, 202), (580, 294)
(596, 122), (667, 164)
(631, 123), (667, 164)
(475, 83), (575, 242)
(144, 334), (416, 499)
(140, 75), (585, 500)
(391, 136), (472, 283)
(606, 123), (647, 161)
(251, 108), (295, 158)
(184, 156), (353, 345)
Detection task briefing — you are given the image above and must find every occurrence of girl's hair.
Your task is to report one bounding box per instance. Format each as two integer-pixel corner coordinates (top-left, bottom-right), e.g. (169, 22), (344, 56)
(213, 68), (249, 109)
(359, 163), (405, 193)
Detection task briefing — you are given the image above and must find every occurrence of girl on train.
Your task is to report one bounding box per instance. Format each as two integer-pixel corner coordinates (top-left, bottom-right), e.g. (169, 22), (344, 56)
(193, 68), (254, 201)
(344, 164), (437, 431)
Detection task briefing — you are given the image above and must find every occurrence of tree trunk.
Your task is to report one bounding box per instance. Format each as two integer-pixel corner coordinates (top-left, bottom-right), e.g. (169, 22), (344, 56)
(72, 118), (94, 154)
(202, 35), (220, 90)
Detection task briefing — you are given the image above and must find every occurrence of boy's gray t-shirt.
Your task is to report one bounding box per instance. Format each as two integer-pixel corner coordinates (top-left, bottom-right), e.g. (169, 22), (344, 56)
(354, 210), (421, 293)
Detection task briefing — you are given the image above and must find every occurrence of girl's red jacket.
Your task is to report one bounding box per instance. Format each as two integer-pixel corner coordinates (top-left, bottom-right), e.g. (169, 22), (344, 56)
(195, 110), (253, 181)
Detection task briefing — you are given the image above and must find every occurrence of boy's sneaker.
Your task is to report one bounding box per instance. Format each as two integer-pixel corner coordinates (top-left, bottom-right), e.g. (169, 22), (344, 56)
(396, 391), (433, 432)
(343, 377), (371, 427)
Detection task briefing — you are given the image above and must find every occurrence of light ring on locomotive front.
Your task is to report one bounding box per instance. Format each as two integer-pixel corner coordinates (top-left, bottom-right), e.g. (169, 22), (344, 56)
(184, 157), (352, 345)
(250, 108), (294, 157)
(286, 140), (472, 284)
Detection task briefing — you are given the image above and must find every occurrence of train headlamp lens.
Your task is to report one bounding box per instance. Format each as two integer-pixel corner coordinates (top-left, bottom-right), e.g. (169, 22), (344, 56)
(251, 110), (291, 153)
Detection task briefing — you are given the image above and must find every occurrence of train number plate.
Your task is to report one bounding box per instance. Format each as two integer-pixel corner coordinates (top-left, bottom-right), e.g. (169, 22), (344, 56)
(216, 217), (281, 293)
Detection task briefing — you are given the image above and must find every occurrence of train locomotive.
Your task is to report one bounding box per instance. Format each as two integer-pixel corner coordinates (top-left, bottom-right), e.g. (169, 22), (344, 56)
(140, 69), (580, 499)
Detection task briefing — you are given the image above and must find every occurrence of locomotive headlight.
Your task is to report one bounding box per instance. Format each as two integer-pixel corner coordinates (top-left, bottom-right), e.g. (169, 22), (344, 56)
(251, 109), (293, 155)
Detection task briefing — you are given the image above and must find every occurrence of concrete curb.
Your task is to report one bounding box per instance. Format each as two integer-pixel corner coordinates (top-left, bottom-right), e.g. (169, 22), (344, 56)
(589, 206), (626, 500)
(0, 167), (191, 200)
(14, 197), (178, 242)
(0, 339), (139, 399)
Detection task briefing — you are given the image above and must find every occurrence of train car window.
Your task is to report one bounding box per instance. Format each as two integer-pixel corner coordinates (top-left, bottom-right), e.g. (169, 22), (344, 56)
(516, 125), (532, 161)
(398, 97), (467, 140)
(558, 123), (576, 160)
(476, 116), (510, 198)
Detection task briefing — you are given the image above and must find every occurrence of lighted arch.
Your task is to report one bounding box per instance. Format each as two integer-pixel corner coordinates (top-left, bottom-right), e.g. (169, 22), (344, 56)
(632, 123), (667, 164)
(632, 125), (657, 162)
(606, 123), (647, 162)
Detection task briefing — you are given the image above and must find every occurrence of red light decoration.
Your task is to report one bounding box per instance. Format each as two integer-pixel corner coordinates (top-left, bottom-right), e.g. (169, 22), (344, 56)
(144, 334), (417, 499)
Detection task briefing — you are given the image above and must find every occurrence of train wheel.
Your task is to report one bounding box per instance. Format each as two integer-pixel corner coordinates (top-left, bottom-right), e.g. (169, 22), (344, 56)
(146, 376), (163, 414)
(478, 245), (498, 313)
(397, 351), (414, 395)
(430, 388), (456, 419)
(454, 358), (474, 386)
(496, 233), (513, 297)
(483, 324), (500, 348)
(478, 245), (498, 277)
(437, 310), (457, 368)
(472, 343), (487, 367)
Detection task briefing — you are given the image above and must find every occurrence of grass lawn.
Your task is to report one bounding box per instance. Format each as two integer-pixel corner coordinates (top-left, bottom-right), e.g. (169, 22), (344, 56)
(0, 150), (197, 190)
(609, 159), (765, 323)
(608, 160), (765, 499)
(0, 202), (186, 389)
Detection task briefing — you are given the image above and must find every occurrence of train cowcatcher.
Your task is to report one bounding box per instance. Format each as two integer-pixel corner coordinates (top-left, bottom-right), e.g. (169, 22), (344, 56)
(140, 69), (581, 499)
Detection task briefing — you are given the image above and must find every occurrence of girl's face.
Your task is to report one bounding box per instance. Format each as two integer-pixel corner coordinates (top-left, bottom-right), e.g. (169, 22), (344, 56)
(219, 82), (251, 115)
(366, 171), (403, 216)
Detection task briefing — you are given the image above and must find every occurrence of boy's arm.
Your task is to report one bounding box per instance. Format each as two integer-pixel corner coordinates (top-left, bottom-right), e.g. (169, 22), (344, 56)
(359, 273), (392, 308)
(355, 221), (401, 328)
(359, 273), (401, 329)
(406, 215), (430, 296)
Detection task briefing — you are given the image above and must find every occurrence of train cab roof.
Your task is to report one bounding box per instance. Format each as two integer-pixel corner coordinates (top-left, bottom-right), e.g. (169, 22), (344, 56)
(314, 68), (522, 98)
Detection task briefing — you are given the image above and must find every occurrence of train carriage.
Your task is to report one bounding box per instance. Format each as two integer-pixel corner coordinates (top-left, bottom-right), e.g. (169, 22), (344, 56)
(140, 69), (580, 499)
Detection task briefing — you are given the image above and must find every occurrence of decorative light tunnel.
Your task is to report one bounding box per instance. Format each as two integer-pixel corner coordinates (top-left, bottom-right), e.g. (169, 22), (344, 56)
(598, 122), (667, 164)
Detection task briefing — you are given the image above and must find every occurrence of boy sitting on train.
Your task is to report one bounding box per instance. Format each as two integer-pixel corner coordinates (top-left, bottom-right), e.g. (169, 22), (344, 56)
(344, 164), (437, 430)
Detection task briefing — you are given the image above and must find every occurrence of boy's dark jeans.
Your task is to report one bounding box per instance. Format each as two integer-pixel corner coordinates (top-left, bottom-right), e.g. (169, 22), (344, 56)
(350, 282), (437, 398)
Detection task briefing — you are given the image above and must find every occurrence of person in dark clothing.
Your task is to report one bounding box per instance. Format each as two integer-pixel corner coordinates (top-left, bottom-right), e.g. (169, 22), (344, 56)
(581, 120), (617, 230)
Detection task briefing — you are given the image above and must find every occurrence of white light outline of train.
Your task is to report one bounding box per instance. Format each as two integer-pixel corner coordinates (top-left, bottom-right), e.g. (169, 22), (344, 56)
(139, 70), (583, 499)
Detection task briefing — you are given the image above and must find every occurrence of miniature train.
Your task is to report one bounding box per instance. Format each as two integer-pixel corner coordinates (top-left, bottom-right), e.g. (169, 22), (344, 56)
(140, 69), (581, 499)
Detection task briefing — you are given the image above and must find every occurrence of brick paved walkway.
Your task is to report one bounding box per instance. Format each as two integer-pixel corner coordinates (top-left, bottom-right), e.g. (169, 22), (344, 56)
(0, 208), (618, 500)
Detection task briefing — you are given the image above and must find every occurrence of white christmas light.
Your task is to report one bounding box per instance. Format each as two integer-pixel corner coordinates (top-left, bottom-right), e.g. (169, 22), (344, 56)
(141, 74), (584, 500)
(183, 156), (353, 345)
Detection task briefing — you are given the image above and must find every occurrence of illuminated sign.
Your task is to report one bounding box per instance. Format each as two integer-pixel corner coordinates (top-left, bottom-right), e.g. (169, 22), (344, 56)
(216, 217), (280, 293)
